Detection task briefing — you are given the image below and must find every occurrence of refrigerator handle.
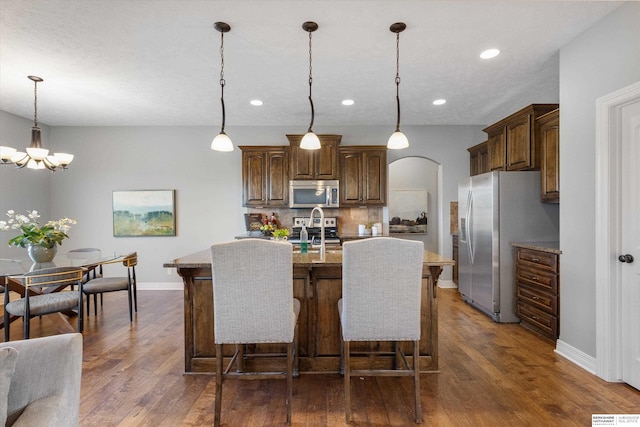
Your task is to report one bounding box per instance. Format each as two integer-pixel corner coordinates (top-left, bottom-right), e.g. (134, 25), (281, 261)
(467, 190), (474, 264)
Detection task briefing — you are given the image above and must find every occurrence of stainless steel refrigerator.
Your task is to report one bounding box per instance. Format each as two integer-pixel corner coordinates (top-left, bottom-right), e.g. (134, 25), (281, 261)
(458, 171), (559, 322)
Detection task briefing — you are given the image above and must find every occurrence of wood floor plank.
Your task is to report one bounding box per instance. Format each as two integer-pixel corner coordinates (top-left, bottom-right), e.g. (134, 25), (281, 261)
(2, 288), (639, 426)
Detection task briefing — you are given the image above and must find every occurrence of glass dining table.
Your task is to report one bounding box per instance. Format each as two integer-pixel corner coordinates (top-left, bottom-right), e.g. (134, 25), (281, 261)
(1, 250), (125, 334)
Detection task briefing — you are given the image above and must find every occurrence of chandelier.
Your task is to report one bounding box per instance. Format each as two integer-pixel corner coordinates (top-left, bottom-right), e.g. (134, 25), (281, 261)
(0, 76), (74, 170)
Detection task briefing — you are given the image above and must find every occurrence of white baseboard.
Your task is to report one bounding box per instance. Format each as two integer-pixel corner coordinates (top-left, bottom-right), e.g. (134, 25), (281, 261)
(554, 339), (597, 375)
(438, 279), (457, 289)
(137, 282), (184, 291)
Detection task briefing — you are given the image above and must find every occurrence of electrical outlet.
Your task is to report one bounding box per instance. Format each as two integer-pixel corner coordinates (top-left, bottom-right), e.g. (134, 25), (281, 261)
(166, 268), (172, 276)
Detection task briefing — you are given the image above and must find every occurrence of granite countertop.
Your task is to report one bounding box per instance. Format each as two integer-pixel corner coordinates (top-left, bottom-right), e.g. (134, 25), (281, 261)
(163, 248), (455, 269)
(512, 241), (562, 254)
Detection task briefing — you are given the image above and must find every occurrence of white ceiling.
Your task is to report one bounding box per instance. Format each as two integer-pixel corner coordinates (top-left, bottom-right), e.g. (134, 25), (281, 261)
(0, 0), (623, 129)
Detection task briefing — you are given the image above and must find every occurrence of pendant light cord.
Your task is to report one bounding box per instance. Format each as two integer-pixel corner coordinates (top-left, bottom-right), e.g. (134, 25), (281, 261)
(394, 31), (401, 132)
(307, 29), (315, 132)
(219, 31), (226, 133)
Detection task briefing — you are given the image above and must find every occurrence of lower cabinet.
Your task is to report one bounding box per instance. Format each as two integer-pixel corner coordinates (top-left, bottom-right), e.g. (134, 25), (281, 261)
(514, 246), (560, 340)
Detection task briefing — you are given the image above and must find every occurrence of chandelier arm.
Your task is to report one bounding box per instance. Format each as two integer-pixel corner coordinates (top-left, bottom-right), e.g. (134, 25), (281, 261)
(42, 158), (56, 171)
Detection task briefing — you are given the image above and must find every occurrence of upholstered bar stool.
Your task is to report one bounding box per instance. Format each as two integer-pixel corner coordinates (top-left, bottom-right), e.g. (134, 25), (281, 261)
(339, 237), (424, 424)
(210, 239), (299, 427)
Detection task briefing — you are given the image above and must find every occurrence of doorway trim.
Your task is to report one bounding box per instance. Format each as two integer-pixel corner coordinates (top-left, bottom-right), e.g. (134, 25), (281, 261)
(595, 80), (640, 382)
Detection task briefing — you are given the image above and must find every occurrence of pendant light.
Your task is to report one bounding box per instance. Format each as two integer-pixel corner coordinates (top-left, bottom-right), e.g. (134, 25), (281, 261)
(300, 21), (321, 150)
(0, 76), (74, 171)
(387, 22), (409, 150)
(211, 22), (233, 152)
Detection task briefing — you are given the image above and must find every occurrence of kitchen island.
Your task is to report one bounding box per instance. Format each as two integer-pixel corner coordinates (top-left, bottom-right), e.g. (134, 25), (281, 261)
(164, 248), (454, 374)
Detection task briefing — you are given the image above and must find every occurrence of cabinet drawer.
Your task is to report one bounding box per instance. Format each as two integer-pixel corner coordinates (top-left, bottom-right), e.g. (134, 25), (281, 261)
(516, 284), (557, 314)
(516, 248), (558, 272)
(516, 302), (558, 338)
(516, 265), (558, 294)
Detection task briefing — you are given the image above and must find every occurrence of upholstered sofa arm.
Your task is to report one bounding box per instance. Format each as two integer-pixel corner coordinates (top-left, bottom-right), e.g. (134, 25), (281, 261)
(0, 333), (83, 427)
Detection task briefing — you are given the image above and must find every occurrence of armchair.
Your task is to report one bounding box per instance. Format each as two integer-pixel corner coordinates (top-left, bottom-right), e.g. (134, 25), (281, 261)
(0, 333), (83, 426)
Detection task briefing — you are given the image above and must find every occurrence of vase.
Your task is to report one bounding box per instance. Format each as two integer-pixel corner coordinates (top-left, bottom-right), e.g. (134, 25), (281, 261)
(27, 244), (57, 263)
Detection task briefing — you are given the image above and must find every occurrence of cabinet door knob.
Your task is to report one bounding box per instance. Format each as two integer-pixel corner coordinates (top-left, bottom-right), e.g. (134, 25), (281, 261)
(618, 254), (634, 263)
(531, 258), (540, 262)
(530, 275), (538, 281)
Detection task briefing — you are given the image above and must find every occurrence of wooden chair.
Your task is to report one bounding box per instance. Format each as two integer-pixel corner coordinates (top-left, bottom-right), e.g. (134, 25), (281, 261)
(82, 252), (137, 321)
(339, 237), (424, 424)
(210, 239), (299, 427)
(4, 266), (85, 340)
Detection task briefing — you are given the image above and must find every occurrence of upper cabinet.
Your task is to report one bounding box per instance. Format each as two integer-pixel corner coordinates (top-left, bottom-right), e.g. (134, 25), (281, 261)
(239, 146), (290, 208)
(537, 109), (560, 203)
(286, 134), (341, 180)
(339, 146), (387, 206)
(483, 104), (559, 171)
(468, 141), (490, 176)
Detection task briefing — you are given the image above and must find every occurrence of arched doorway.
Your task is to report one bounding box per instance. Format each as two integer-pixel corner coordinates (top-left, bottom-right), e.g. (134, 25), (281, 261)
(387, 156), (441, 253)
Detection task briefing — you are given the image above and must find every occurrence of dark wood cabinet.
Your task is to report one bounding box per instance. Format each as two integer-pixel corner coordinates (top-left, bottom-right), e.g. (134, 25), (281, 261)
(339, 146), (387, 206)
(514, 246), (560, 341)
(483, 104), (559, 172)
(287, 134), (340, 180)
(468, 141), (490, 176)
(239, 146), (289, 208)
(537, 109), (560, 203)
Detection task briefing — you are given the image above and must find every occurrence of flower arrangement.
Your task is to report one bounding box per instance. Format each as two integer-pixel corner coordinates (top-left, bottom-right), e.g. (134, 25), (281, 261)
(260, 223), (275, 235)
(0, 210), (77, 248)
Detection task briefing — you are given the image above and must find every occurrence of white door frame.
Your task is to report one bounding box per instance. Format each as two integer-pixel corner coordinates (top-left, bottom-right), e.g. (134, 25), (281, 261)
(595, 80), (640, 382)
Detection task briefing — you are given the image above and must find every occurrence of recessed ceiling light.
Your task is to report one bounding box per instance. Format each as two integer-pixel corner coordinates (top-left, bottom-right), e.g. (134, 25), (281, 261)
(342, 99), (354, 106)
(480, 48), (500, 59)
(250, 100), (263, 106)
(433, 99), (446, 106)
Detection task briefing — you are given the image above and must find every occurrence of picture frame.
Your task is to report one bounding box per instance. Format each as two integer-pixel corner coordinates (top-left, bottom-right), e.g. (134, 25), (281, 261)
(112, 190), (176, 237)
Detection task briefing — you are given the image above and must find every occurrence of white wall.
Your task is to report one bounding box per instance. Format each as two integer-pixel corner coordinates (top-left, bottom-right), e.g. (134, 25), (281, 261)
(0, 117), (481, 285)
(559, 2), (640, 357)
(0, 111), (52, 259)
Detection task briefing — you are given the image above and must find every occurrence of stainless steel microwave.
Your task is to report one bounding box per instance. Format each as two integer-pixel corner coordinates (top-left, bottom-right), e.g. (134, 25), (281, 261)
(289, 180), (339, 208)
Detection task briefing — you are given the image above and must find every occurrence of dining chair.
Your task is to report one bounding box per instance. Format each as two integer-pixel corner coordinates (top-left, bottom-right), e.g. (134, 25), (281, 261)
(210, 239), (299, 427)
(67, 247), (104, 305)
(339, 237), (424, 424)
(82, 252), (137, 321)
(4, 266), (85, 340)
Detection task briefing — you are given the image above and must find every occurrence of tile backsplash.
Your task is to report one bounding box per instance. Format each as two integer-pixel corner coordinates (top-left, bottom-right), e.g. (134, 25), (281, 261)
(246, 207), (383, 236)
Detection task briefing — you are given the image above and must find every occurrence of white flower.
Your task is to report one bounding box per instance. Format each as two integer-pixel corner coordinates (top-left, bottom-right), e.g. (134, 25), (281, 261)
(0, 221), (8, 231)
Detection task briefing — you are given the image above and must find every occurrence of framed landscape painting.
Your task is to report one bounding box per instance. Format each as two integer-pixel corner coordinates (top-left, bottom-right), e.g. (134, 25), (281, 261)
(112, 190), (176, 237)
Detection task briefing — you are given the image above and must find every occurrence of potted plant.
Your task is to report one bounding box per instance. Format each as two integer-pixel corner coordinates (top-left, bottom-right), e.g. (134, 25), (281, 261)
(0, 210), (76, 262)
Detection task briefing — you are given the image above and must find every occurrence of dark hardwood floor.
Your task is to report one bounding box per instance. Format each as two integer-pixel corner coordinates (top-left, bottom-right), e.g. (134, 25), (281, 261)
(3, 288), (639, 426)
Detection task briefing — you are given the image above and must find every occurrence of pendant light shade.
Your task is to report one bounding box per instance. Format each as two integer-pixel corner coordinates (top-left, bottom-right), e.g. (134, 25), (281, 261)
(211, 21), (233, 152)
(301, 131), (321, 150)
(387, 22), (409, 150)
(300, 21), (321, 150)
(211, 132), (233, 152)
(387, 131), (409, 150)
(0, 76), (74, 171)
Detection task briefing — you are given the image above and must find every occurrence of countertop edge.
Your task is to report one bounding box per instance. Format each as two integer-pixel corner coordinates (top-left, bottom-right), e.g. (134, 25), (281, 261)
(512, 242), (562, 255)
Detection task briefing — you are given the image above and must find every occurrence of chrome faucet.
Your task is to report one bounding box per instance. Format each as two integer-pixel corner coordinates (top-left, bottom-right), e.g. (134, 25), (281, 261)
(308, 207), (325, 257)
